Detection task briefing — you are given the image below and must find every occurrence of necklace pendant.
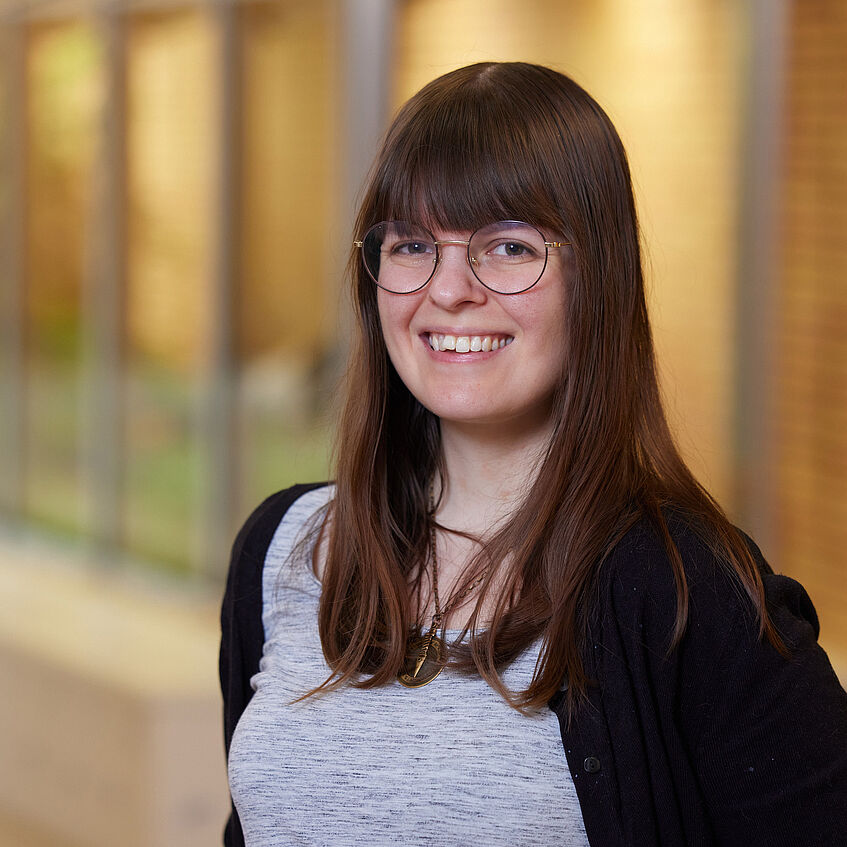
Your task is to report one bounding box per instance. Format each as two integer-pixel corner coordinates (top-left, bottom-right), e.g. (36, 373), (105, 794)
(398, 634), (445, 687)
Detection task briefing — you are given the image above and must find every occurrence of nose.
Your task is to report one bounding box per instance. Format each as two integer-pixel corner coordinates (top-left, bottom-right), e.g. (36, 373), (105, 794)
(427, 242), (487, 309)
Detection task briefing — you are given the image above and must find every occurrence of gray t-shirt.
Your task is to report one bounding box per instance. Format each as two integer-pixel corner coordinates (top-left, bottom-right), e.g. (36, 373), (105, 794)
(228, 486), (589, 846)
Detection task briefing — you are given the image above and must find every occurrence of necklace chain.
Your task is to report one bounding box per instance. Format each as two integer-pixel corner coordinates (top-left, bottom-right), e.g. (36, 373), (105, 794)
(427, 506), (489, 631)
(429, 511), (442, 630)
(397, 482), (489, 687)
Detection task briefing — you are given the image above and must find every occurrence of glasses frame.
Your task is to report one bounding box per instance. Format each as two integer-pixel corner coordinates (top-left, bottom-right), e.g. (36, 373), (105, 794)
(353, 220), (570, 295)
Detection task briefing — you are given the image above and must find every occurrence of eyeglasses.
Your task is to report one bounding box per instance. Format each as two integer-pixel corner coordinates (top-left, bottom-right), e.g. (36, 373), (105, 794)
(354, 220), (569, 295)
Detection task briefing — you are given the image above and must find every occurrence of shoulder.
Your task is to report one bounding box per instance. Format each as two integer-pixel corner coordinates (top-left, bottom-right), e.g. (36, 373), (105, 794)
(595, 511), (819, 656)
(595, 513), (732, 627)
(225, 482), (331, 605)
(262, 484), (334, 591)
(220, 482), (331, 773)
(591, 511), (841, 730)
(591, 513), (846, 740)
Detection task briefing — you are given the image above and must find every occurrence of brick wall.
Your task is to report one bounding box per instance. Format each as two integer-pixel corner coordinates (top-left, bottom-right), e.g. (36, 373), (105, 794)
(777, 0), (847, 655)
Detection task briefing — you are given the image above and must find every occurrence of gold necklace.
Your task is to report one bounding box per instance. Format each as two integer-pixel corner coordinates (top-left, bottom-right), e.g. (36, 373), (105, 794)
(397, 490), (488, 688)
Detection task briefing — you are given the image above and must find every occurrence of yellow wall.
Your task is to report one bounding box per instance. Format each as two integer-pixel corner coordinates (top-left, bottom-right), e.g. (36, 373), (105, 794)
(127, 10), (216, 374)
(124, 2), (336, 370)
(239, 0), (336, 361)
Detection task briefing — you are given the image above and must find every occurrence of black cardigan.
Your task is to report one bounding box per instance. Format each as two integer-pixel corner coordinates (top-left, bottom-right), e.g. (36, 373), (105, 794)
(220, 485), (847, 846)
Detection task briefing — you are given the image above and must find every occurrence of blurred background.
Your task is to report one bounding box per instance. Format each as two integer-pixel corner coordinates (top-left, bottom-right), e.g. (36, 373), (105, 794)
(0, 0), (844, 844)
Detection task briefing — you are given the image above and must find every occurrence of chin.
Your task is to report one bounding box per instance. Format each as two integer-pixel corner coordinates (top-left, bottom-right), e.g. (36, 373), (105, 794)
(426, 402), (549, 433)
(419, 393), (506, 425)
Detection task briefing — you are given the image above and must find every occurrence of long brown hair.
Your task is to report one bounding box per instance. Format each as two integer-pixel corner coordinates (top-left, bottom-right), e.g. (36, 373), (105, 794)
(316, 62), (781, 712)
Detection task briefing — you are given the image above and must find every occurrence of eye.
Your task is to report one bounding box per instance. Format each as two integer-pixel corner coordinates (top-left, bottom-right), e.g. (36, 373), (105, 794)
(501, 241), (529, 256)
(390, 240), (435, 257)
(487, 239), (539, 260)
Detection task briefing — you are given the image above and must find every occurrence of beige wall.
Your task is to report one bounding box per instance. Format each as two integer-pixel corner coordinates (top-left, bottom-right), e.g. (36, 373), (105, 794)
(0, 541), (227, 847)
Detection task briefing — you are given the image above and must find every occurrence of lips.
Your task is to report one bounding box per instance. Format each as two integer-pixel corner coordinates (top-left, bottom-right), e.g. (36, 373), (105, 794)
(427, 333), (514, 353)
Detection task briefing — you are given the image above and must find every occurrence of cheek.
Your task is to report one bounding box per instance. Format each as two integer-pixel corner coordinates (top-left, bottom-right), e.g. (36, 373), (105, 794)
(377, 293), (418, 352)
(376, 297), (397, 353)
(517, 290), (568, 374)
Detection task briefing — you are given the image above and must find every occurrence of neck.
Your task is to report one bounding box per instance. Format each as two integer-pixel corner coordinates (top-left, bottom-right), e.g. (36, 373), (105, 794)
(436, 416), (554, 536)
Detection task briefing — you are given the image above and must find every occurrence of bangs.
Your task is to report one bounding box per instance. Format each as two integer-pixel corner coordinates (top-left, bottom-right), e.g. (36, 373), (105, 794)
(369, 80), (565, 236)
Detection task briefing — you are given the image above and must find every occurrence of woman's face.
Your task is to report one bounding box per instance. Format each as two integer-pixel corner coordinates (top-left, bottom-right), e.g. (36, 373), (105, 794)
(376, 224), (571, 436)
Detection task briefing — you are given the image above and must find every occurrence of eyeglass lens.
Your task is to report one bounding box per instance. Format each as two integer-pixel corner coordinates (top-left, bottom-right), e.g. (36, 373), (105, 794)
(361, 221), (550, 294)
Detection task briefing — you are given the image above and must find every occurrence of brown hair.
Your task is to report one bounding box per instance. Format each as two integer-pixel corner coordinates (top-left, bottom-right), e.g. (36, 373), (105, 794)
(316, 62), (781, 712)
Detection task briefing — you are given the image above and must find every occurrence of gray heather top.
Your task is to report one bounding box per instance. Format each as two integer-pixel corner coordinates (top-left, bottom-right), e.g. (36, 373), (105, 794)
(228, 486), (589, 846)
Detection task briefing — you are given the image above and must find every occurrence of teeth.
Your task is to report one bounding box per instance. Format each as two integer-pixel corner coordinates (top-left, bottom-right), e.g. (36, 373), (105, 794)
(428, 333), (512, 354)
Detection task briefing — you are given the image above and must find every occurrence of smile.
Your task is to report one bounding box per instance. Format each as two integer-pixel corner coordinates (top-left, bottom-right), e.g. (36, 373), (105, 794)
(427, 333), (514, 353)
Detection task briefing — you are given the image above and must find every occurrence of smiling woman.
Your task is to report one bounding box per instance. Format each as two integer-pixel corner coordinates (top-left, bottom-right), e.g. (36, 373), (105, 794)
(220, 62), (847, 847)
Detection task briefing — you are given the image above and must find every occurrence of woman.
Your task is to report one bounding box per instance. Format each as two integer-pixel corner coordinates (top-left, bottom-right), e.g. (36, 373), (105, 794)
(221, 62), (847, 846)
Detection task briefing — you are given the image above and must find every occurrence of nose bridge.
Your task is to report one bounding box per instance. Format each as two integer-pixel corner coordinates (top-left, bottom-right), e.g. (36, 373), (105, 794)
(433, 239), (472, 273)
(428, 240), (481, 305)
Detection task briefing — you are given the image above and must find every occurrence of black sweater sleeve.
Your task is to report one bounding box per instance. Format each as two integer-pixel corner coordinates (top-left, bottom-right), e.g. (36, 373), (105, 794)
(219, 483), (328, 847)
(690, 550), (847, 845)
(557, 518), (847, 847)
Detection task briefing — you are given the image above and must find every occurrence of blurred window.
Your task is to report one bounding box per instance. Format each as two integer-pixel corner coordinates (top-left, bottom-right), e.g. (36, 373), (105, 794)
(24, 21), (102, 537)
(125, 8), (217, 570)
(1, 1), (336, 578)
(236, 0), (335, 525)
